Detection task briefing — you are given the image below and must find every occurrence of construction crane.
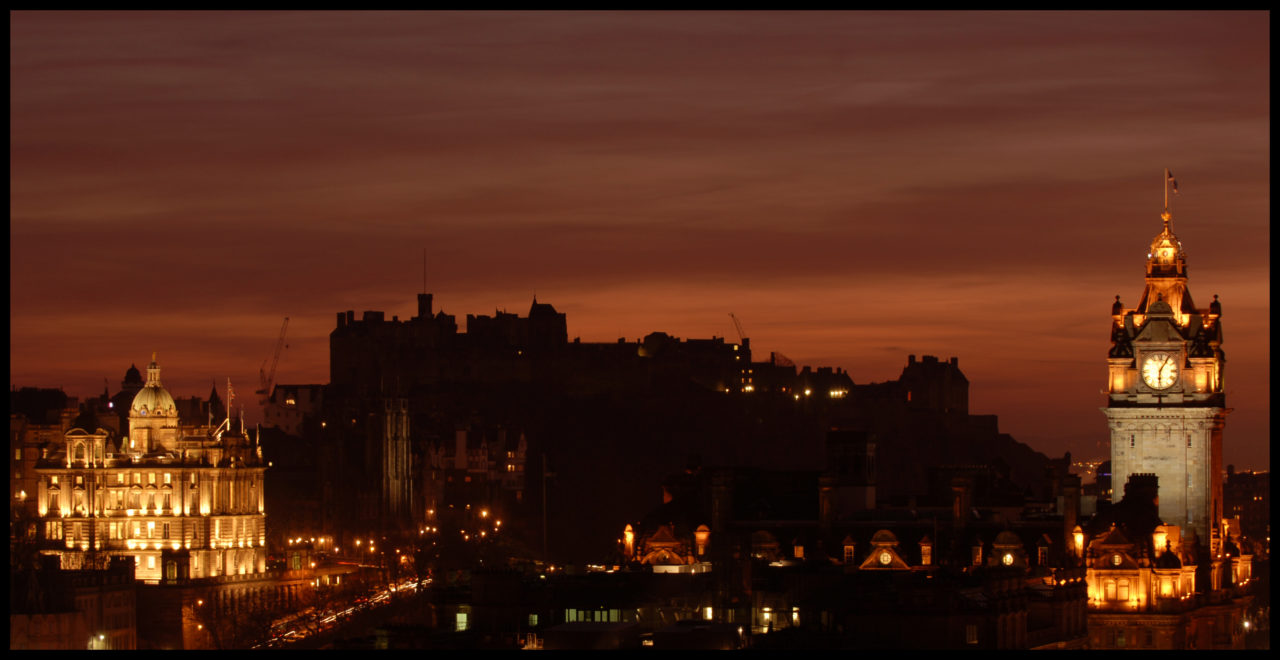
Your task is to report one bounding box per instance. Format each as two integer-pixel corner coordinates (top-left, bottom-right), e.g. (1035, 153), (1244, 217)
(729, 313), (747, 346)
(256, 317), (289, 407)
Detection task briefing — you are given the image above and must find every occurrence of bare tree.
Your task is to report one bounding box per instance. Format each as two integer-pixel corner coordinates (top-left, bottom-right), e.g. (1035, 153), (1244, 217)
(188, 583), (291, 650)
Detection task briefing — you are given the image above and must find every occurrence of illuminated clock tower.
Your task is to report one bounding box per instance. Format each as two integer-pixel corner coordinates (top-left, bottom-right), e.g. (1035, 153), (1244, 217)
(1102, 208), (1227, 553)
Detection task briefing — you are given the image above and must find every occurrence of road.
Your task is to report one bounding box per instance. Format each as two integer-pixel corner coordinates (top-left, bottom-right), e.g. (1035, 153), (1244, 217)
(255, 578), (428, 650)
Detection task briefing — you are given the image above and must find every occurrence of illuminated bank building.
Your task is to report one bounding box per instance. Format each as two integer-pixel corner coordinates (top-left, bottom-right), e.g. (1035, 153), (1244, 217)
(34, 356), (267, 582)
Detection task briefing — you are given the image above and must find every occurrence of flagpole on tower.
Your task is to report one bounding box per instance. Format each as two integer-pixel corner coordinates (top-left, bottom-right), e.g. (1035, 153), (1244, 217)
(1164, 168), (1179, 215)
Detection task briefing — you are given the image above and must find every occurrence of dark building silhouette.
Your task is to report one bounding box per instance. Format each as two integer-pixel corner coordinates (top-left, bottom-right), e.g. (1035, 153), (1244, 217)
(302, 292), (1062, 568)
(1223, 466), (1268, 554)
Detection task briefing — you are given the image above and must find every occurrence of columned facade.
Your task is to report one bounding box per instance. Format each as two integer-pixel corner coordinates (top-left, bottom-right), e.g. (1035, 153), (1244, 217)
(34, 356), (268, 582)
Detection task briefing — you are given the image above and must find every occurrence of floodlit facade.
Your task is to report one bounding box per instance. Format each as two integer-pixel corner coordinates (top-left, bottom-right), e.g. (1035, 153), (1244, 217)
(1103, 209), (1228, 551)
(1090, 201), (1255, 650)
(33, 356), (268, 583)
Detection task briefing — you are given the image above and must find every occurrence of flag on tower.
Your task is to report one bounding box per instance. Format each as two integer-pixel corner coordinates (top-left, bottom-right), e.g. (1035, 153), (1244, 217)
(1167, 169), (1178, 195)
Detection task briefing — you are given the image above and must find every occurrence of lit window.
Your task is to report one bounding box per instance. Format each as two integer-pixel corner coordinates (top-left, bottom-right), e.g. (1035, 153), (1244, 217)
(456, 612), (468, 632)
(50, 476), (59, 486)
(164, 473), (171, 485)
(149, 473), (156, 485)
(966, 624), (978, 644)
(14, 448), (20, 461)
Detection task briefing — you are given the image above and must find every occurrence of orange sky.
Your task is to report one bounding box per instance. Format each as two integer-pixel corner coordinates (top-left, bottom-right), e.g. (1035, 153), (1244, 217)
(10, 11), (1270, 470)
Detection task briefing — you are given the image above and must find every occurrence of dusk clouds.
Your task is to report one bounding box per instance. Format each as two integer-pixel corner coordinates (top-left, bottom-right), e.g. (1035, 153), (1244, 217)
(10, 11), (1269, 468)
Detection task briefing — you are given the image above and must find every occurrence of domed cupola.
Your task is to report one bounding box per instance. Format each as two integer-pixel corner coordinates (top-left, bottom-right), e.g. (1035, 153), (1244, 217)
(1136, 211), (1197, 325)
(1146, 211), (1186, 278)
(130, 352), (177, 418)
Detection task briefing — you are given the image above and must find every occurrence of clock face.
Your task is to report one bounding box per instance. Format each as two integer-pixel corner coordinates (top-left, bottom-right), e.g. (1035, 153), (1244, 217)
(878, 551), (892, 566)
(1002, 553), (1014, 566)
(1142, 352), (1179, 389)
(1112, 554), (1122, 566)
